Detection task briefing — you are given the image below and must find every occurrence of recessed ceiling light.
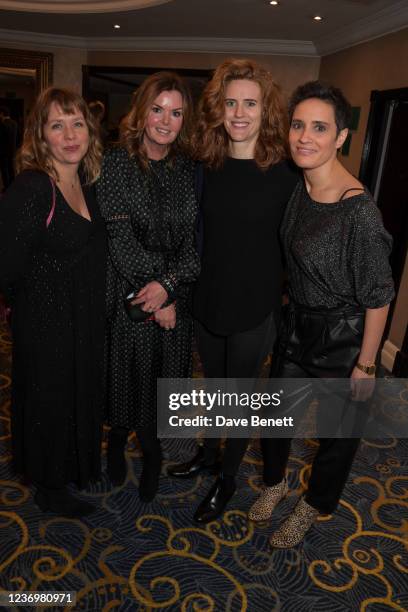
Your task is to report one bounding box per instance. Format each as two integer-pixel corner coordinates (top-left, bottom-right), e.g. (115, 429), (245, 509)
(269, 1), (279, 5)
(114, 24), (121, 29)
(313, 15), (323, 21)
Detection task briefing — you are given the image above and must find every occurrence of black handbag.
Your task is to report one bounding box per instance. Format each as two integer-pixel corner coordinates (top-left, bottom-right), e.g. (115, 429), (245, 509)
(123, 294), (152, 322)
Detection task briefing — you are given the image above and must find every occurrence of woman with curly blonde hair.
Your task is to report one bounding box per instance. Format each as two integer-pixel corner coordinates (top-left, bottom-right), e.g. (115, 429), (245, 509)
(0, 87), (106, 517)
(168, 59), (299, 523)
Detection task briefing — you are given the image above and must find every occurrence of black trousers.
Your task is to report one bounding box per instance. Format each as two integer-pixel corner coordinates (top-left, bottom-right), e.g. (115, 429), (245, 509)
(195, 312), (276, 476)
(261, 304), (364, 514)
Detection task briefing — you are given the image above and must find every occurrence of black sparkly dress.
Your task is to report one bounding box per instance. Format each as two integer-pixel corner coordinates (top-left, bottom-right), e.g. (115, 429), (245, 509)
(0, 170), (107, 489)
(97, 148), (200, 429)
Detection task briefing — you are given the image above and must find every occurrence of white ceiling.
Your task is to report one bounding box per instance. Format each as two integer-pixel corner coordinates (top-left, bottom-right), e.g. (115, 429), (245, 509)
(0, 0), (407, 56)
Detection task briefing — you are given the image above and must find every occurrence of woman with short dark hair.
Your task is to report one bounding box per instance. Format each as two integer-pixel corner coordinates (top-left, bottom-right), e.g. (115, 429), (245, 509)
(0, 87), (106, 517)
(248, 81), (394, 547)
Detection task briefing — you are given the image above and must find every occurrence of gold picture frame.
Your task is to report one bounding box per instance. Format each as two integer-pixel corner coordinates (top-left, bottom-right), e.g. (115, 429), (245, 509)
(0, 47), (53, 93)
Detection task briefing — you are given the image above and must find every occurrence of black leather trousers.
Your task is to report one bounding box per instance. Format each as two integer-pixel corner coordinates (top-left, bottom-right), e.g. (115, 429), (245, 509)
(261, 303), (365, 514)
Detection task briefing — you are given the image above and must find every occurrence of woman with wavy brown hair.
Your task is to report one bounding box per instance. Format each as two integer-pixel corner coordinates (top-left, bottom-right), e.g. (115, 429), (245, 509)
(97, 71), (200, 502)
(0, 87), (106, 517)
(168, 59), (299, 523)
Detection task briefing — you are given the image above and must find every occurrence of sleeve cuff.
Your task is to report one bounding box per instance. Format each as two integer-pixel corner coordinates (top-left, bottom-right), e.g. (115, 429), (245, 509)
(157, 275), (177, 301)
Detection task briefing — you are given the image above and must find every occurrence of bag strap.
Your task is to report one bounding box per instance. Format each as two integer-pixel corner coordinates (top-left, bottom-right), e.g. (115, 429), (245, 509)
(46, 176), (56, 228)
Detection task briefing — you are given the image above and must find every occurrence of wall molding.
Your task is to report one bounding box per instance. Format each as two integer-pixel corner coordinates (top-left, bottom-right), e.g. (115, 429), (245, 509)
(381, 340), (399, 373)
(316, 0), (408, 56)
(0, 30), (318, 56)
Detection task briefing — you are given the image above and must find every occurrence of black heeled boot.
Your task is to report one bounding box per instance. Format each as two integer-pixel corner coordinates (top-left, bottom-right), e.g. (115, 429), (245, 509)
(137, 425), (162, 502)
(34, 485), (95, 518)
(167, 445), (220, 478)
(193, 473), (236, 524)
(107, 426), (129, 486)
(139, 449), (163, 503)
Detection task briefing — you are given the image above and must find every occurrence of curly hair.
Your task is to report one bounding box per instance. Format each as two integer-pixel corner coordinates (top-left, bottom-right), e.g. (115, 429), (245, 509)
(120, 71), (193, 169)
(16, 87), (102, 184)
(289, 81), (351, 135)
(193, 59), (289, 169)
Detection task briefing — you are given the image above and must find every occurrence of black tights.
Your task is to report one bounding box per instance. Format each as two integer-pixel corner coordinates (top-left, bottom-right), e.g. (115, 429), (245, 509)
(111, 424), (161, 458)
(195, 313), (276, 476)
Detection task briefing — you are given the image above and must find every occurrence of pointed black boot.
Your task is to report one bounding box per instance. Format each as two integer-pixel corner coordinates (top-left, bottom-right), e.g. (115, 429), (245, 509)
(107, 426), (129, 486)
(193, 474), (236, 524)
(167, 446), (220, 478)
(136, 425), (162, 502)
(139, 449), (163, 503)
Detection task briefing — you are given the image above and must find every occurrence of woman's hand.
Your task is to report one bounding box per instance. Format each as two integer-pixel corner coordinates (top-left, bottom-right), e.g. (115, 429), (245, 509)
(350, 366), (375, 402)
(132, 281), (168, 312)
(154, 303), (176, 330)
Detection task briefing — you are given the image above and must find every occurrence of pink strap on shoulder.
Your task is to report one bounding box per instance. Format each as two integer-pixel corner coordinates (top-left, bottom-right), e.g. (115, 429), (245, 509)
(46, 176), (56, 228)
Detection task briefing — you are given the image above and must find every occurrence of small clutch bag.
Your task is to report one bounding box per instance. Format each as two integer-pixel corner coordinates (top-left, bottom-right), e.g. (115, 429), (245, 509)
(124, 292), (151, 322)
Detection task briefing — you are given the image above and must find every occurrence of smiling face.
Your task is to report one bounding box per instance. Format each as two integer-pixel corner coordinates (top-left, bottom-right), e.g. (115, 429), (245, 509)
(289, 98), (348, 170)
(42, 102), (89, 172)
(223, 79), (262, 156)
(143, 89), (184, 159)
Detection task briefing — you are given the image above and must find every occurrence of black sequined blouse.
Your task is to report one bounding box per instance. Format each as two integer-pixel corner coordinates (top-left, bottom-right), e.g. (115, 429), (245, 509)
(281, 180), (395, 309)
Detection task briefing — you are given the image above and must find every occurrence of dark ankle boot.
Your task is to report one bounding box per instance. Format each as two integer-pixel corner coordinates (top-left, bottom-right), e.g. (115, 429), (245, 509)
(167, 445), (219, 478)
(107, 426), (129, 486)
(35, 486), (95, 518)
(193, 474), (236, 524)
(139, 449), (163, 503)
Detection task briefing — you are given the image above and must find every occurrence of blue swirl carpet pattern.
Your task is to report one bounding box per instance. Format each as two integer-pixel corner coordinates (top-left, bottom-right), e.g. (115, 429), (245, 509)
(0, 322), (407, 611)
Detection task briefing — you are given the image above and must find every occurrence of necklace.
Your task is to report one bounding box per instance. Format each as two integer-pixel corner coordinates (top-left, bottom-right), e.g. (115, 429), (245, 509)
(58, 175), (80, 190)
(149, 159), (167, 189)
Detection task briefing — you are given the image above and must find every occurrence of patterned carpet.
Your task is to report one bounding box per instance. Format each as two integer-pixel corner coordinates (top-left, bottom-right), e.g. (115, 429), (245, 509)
(0, 321), (407, 611)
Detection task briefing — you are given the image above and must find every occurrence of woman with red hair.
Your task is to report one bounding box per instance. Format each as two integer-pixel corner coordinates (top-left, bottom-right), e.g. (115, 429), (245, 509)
(168, 59), (299, 523)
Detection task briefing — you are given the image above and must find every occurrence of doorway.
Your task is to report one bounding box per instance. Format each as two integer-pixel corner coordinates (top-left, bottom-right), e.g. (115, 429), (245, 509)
(359, 87), (408, 375)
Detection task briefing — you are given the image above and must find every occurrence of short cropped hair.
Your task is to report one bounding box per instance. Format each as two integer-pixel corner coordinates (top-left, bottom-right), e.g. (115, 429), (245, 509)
(193, 58), (289, 169)
(289, 81), (352, 134)
(120, 71), (193, 169)
(16, 87), (102, 183)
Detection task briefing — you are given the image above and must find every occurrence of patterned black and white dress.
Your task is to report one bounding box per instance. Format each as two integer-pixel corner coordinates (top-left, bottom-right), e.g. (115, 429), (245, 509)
(97, 147), (200, 429)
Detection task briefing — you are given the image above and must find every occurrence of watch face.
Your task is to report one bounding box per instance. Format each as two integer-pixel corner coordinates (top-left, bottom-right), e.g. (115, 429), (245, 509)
(357, 363), (376, 375)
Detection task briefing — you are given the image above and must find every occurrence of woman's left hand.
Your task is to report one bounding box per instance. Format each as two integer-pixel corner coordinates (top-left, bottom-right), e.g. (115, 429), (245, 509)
(154, 303), (176, 330)
(132, 281), (168, 312)
(350, 367), (376, 402)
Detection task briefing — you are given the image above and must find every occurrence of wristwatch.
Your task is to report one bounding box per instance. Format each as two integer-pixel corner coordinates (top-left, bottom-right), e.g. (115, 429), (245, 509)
(355, 362), (376, 376)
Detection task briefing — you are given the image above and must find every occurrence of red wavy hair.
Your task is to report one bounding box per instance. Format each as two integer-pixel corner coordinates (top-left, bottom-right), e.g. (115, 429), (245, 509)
(193, 59), (289, 169)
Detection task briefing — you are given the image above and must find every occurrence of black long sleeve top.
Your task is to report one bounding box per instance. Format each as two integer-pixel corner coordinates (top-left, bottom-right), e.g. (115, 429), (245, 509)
(193, 157), (298, 335)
